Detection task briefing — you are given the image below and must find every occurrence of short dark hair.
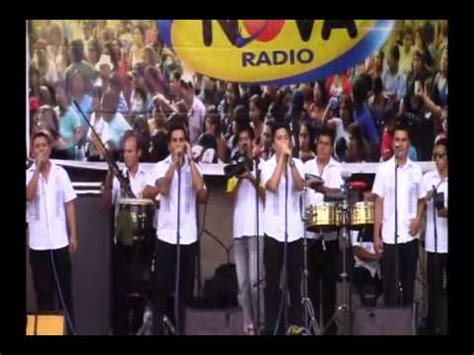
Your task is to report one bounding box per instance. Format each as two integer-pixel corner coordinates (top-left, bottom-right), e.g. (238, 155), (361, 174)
(170, 69), (182, 82)
(249, 94), (267, 122)
(394, 121), (412, 141)
(271, 121), (291, 141)
(389, 44), (400, 62)
(31, 129), (52, 146)
(237, 125), (255, 141)
(70, 39), (85, 62)
(435, 138), (448, 152)
(317, 126), (336, 146)
(122, 131), (141, 151)
(168, 123), (188, 142)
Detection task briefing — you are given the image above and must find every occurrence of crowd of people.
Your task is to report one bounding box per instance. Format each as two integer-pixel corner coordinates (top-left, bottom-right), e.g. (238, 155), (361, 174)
(28, 20), (448, 165)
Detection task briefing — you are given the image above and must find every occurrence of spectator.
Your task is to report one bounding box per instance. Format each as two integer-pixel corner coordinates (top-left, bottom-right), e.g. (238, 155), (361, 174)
(256, 119), (274, 161)
(149, 107), (169, 162)
(328, 95), (353, 162)
(352, 75), (380, 161)
(326, 73), (352, 107)
(69, 69), (94, 140)
(400, 50), (435, 161)
(131, 117), (151, 162)
(367, 50), (384, 79)
(261, 85), (278, 110)
(309, 81), (330, 124)
(346, 123), (371, 163)
(192, 133), (219, 164)
(414, 26), (435, 73)
(298, 121), (316, 163)
(228, 105), (250, 159)
(129, 63), (153, 122)
(144, 65), (167, 98)
(218, 82), (242, 140)
(129, 24), (146, 68)
(38, 84), (56, 107)
(198, 76), (223, 107)
(54, 83), (83, 159)
(368, 76), (392, 135)
(100, 90), (132, 153)
(141, 45), (160, 70)
(64, 39), (97, 85)
(87, 39), (102, 67)
(249, 94), (267, 149)
(47, 24), (68, 81)
(203, 106), (229, 162)
(431, 49), (448, 109)
(399, 25), (417, 75)
(33, 47), (58, 84)
(382, 44), (407, 104)
(179, 73), (206, 146)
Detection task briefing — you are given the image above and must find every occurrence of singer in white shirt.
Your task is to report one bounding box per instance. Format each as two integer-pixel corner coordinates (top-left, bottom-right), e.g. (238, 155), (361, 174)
(261, 122), (305, 334)
(26, 130), (78, 334)
(372, 122), (426, 307)
(422, 138), (448, 335)
(143, 124), (205, 335)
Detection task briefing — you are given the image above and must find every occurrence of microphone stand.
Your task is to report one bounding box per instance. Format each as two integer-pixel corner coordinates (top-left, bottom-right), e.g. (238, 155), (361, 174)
(273, 159), (289, 335)
(431, 185), (439, 334)
(72, 100), (135, 198)
(395, 154), (403, 307)
(173, 155), (183, 335)
(301, 186), (321, 335)
(254, 156), (262, 334)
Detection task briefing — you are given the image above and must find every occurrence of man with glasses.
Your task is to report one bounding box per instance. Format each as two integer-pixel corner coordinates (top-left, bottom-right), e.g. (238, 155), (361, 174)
(422, 138), (448, 334)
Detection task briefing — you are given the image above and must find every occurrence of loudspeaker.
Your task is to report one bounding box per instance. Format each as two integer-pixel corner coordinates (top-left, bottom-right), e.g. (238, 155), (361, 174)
(27, 313), (65, 335)
(184, 308), (244, 335)
(352, 307), (414, 335)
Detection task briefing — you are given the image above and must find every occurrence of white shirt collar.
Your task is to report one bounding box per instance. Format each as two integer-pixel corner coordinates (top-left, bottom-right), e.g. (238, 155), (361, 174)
(28, 161), (58, 174)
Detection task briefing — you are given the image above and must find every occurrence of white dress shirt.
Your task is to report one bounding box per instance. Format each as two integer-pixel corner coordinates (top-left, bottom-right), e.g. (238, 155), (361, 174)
(423, 170), (448, 253)
(233, 166), (265, 239)
(303, 157), (343, 241)
(26, 162), (77, 250)
(372, 157), (426, 244)
(261, 155), (305, 242)
(146, 155), (202, 245)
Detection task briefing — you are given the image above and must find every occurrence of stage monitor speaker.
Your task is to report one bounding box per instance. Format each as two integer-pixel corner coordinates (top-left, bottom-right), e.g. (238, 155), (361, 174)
(185, 308), (244, 335)
(352, 307), (415, 335)
(26, 313), (65, 335)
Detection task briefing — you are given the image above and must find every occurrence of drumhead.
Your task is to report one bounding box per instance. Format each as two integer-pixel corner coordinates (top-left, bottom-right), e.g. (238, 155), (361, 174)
(118, 198), (155, 206)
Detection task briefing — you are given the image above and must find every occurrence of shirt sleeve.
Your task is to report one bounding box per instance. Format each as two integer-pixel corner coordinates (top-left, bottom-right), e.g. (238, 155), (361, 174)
(328, 165), (343, 189)
(61, 169), (77, 203)
(146, 162), (166, 187)
(416, 168), (427, 200)
(294, 159), (305, 182)
(371, 165), (385, 198)
(261, 160), (273, 187)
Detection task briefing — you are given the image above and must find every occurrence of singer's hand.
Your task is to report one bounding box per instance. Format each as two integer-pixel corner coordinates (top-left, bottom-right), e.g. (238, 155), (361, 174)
(374, 237), (384, 255)
(437, 208), (448, 218)
(238, 170), (252, 180)
(69, 234), (78, 254)
(184, 142), (193, 159)
(409, 218), (421, 236)
(36, 153), (47, 170)
(281, 144), (291, 157)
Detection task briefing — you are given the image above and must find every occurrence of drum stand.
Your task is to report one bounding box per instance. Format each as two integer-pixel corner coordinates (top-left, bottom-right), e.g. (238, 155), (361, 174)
(322, 182), (352, 335)
(301, 187), (322, 335)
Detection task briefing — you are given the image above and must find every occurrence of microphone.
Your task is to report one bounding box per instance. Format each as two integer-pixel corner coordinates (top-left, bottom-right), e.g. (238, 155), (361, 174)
(341, 170), (352, 182)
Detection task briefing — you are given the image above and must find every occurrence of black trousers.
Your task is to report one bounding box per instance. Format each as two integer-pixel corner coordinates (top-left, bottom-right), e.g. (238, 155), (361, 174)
(352, 267), (383, 306)
(29, 246), (75, 334)
(307, 239), (339, 335)
(151, 239), (197, 335)
(381, 240), (419, 307)
(427, 252), (448, 335)
(112, 239), (154, 335)
(264, 236), (303, 334)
